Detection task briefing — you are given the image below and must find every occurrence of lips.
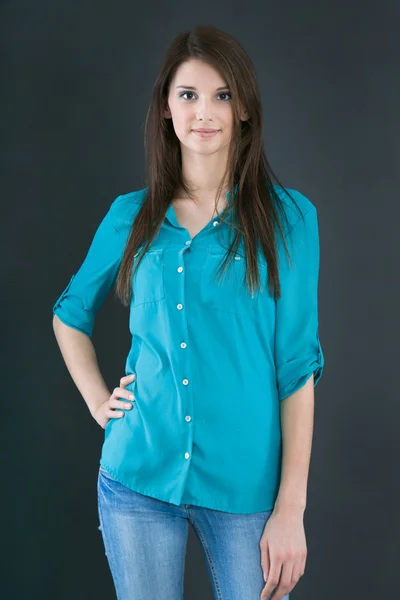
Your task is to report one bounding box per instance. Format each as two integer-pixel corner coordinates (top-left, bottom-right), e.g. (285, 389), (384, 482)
(192, 129), (220, 138)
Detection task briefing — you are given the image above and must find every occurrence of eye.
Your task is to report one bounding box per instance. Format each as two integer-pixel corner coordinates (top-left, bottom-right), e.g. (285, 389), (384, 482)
(179, 91), (232, 101)
(180, 91), (195, 100)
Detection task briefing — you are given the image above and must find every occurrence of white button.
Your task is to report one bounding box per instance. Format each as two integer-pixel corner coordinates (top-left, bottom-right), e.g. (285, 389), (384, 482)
(182, 379), (189, 385)
(185, 415), (191, 422)
(180, 342), (187, 348)
(213, 221), (219, 226)
(177, 266), (183, 273)
(234, 255), (241, 260)
(177, 303), (183, 310)
(185, 452), (190, 459)
(185, 240), (191, 246)
(134, 252), (139, 257)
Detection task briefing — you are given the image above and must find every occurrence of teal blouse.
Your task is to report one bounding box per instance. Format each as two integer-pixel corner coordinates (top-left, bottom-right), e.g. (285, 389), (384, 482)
(52, 184), (324, 514)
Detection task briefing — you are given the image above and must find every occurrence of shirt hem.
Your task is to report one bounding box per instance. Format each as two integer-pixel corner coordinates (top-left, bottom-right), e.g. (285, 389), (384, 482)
(99, 461), (275, 515)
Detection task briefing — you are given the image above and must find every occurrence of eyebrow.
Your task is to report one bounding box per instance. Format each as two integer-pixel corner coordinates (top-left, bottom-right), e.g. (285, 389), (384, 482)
(175, 85), (230, 91)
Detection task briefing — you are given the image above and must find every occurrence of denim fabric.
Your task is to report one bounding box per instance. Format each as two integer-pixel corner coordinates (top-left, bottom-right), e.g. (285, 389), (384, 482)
(97, 465), (290, 600)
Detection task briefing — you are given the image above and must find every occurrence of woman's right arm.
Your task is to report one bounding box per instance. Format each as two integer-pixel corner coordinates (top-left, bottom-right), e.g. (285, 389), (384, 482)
(52, 315), (112, 420)
(51, 195), (136, 426)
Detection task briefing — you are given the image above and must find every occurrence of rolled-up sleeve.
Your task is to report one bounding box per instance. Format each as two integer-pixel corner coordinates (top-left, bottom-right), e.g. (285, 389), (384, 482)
(52, 196), (124, 338)
(274, 204), (324, 401)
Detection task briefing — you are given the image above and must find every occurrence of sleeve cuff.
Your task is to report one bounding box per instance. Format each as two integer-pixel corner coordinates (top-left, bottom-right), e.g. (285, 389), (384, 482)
(277, 338), (324, 402)
(52, 275), (95, 338)
(52, 305), (94, 338)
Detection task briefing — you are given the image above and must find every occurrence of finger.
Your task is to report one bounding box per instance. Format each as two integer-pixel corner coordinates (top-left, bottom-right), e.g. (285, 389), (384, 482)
(262, 562), (281, 598)
(299, 551), (307, 577)
(270, 562), (294, 600)
(110, 397), (134, 409)
(264, 552), (287, 598)
(260, 544), (270, 585)
(290, 562), (301, 588)
(107, 409), (124, 419)
(111, 386), (135, 401)
(259, 541), (271, 600)
(120, 373), (136, 387)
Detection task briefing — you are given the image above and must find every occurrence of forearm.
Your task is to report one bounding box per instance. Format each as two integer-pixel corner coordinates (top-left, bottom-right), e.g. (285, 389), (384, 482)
(52, 314), (111, 417)
(273, 373), (315, 515)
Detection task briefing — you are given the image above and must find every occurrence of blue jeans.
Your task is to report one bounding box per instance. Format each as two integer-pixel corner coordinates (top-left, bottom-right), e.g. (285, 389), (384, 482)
(97, 465), (290, 600)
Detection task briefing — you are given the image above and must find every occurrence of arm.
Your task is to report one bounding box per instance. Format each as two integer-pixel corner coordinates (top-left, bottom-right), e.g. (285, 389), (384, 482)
(52, 317), (111, 417)
(274, 373), (314, 514)
(52, 196), (126, 417)
(260, 376), (315, 598)
(273, 203), (324, 512)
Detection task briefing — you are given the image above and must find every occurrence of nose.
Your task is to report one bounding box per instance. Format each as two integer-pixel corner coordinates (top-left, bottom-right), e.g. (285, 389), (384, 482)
(195, 97), (215, 122)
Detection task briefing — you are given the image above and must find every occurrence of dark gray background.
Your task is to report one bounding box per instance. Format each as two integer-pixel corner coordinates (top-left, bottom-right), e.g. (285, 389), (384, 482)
(2, 1), (399, 598)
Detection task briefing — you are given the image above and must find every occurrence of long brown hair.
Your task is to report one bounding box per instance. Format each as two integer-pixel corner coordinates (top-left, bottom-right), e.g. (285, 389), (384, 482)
(115, 24), (303, 307)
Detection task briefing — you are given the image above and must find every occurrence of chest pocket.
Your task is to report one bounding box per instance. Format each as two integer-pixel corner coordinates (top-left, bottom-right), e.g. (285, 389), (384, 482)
(131, 241), (170, 307)
(201, 244), (268, 318)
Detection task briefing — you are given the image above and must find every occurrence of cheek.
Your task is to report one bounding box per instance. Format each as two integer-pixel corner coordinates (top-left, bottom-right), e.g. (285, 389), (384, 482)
(219, 126), (233, 145)
(170, 112), (191, 138)
(218, 113), (233, 135)
(171, 118), (186, 141)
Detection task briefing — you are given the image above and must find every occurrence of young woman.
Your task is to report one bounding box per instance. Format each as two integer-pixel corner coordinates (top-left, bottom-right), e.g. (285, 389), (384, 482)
(52, 24), (324, 600)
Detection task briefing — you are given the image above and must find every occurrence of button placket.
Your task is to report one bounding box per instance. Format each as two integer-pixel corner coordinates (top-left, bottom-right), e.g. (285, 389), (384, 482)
(175, 242), (195, 476)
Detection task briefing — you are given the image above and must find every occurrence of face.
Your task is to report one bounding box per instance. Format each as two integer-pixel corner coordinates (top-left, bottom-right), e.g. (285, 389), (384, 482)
(164, 58), (247, 157)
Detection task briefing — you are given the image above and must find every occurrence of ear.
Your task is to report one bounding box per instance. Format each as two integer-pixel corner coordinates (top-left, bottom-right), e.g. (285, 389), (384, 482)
(238, 103), (249, 121)
(163, 105), (171, 119)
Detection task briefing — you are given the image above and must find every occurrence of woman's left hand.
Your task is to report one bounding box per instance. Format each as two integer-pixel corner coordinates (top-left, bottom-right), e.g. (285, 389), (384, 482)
(259, 505), (307, 600)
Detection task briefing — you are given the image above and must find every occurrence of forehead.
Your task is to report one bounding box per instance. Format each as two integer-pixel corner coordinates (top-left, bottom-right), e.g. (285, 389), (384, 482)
(171, 59), (227, 88)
